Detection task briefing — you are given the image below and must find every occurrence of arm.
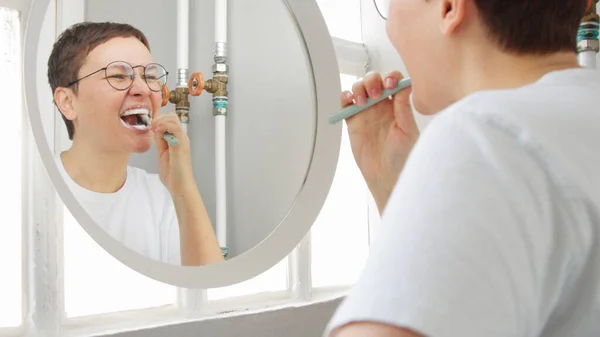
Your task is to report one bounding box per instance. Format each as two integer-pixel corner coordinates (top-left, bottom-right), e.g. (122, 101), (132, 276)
(151, 113), (225, 266)
(172, 186), (224, 266)
(324, 108), (558, 337)
(331, 323), (424, 337)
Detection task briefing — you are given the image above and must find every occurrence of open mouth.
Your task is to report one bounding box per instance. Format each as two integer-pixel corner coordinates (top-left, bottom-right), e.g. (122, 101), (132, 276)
(120, 108), (152, 131)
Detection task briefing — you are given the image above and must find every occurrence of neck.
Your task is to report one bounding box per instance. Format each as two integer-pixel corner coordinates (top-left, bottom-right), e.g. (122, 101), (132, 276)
(454, 48), (581, 102)
(61, 139), (130, 193)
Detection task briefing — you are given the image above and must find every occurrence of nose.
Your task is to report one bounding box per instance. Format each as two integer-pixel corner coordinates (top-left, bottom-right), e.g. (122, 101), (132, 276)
(128, 70), (151, 97)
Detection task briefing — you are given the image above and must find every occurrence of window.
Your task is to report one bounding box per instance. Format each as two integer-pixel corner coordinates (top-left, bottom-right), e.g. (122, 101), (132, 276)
(316, 0), (363, 43)
(309, 0), (374, 290)
(206, 257), (289, 301)
(310, 74), (372, 288)
(0, 6), (23, 328)
(63, 206), (177, 318)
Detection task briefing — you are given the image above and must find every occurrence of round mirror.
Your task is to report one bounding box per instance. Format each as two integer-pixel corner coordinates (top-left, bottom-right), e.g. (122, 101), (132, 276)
(23, 0), (342, 288)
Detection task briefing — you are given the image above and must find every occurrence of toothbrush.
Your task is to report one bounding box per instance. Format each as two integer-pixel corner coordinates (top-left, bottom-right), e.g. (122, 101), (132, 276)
(140, 115), (180, 147)
(328, 77), (412, 125)
(162, 132), (179, 147)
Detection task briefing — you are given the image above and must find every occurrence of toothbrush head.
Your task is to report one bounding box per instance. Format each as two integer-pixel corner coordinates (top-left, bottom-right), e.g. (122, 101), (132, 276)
(140, 114), (152, 127)
(141, 113), (179, 146)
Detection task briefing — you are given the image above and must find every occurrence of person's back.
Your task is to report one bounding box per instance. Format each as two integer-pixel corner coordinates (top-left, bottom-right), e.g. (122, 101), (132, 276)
(444, 67), (600, 336)
(323, 0), (600, 335)
(326, 67), (600, 337)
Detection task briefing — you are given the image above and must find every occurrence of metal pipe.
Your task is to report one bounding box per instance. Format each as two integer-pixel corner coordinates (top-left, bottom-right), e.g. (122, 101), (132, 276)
(174, 0), (208, 316)
(177, 0), (189, 75)
(168, 0), (229, 258)
(578, 50), (596, 68)
(213, 0), (229, 258)
(167, 0), (191, 130)
(577, 0), (599, 68)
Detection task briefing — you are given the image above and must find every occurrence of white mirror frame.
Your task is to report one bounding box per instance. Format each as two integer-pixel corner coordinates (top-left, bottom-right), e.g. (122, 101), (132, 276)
(23, 0), (343, 289)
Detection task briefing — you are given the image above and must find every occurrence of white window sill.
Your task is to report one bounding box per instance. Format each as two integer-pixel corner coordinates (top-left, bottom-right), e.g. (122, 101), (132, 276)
(54, 286), (350, 337)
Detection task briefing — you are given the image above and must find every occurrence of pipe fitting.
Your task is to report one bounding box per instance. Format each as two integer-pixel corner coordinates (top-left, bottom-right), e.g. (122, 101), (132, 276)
(584, 0), (598, 19)
(177, 68), (189, 88)
(206, 71), (228, 116)
(221, 247), (228, 258)
(578, 39), (600, 53)
(212, 63), (228, 73)
(212, 97), (228, 116)
(168, 87), (191, 124)
(214, 42), (227, 63)
(204, 76), (228, 97)
(578, 1), (600, 53)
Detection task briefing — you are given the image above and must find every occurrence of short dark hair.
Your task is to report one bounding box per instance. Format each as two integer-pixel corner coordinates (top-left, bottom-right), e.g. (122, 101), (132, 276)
(473, 0), (589, 55)
(47, 22), (151, 140)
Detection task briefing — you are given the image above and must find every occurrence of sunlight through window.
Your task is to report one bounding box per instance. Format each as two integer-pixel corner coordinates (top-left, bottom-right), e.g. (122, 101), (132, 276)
(316, 0), (363, 43)
(63, 206), (177, 318)
(0, 6), (23, 328)
(310, 74), (371, 288)
(206, 257), (288, 301)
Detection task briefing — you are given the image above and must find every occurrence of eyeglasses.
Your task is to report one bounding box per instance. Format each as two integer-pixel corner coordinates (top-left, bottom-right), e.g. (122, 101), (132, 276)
(66, 61), (169, 92)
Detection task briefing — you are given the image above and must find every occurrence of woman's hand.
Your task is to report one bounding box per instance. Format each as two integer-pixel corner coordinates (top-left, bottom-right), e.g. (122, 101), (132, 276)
(151, 112), (196, 197)
(342, 71), (420, 213)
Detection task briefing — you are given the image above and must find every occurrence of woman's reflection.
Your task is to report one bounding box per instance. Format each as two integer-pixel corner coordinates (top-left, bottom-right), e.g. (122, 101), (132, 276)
(47, 21), (224, 266)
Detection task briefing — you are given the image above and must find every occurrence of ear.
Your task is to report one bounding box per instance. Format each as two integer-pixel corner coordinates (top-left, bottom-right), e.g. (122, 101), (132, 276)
(439, 0), (467, 36)
(53, 87), (77, 121)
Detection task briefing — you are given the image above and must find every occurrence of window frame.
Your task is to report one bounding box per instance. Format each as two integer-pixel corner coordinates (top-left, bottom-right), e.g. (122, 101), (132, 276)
(0, 0), (27, 11)
(0, 0), (30, 336)
(0, 0), (373, 335)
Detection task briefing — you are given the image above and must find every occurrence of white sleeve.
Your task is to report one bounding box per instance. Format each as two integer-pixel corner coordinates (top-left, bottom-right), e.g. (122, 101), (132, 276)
(324, 109), (562, 337)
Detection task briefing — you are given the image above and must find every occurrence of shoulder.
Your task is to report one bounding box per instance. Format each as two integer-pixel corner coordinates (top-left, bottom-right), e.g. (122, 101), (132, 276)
(409, 95), (530, 171)
(422, 85), (584, 191)
(430, 89), (529, 137)
(417, 87), (557, 168)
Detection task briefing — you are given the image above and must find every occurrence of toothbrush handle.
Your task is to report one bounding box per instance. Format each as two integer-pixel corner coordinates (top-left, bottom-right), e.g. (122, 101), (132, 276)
(328, 77), (412, 125)
(163, 132), (179, 147)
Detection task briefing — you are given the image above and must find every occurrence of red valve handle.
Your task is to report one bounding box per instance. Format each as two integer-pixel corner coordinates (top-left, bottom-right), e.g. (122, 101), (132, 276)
(188, 72), (205, 97)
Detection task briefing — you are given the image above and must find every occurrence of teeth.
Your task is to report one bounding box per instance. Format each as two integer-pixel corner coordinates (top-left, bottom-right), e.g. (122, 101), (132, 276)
(121, 108), (150, 117)
(120, 118), (150, 130)
(131, 124), (149, 130)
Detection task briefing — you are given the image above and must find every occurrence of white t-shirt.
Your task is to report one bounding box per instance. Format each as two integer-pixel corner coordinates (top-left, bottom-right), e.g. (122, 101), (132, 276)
(55, 156), (181, 265)
(324, 68), (600, 337)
